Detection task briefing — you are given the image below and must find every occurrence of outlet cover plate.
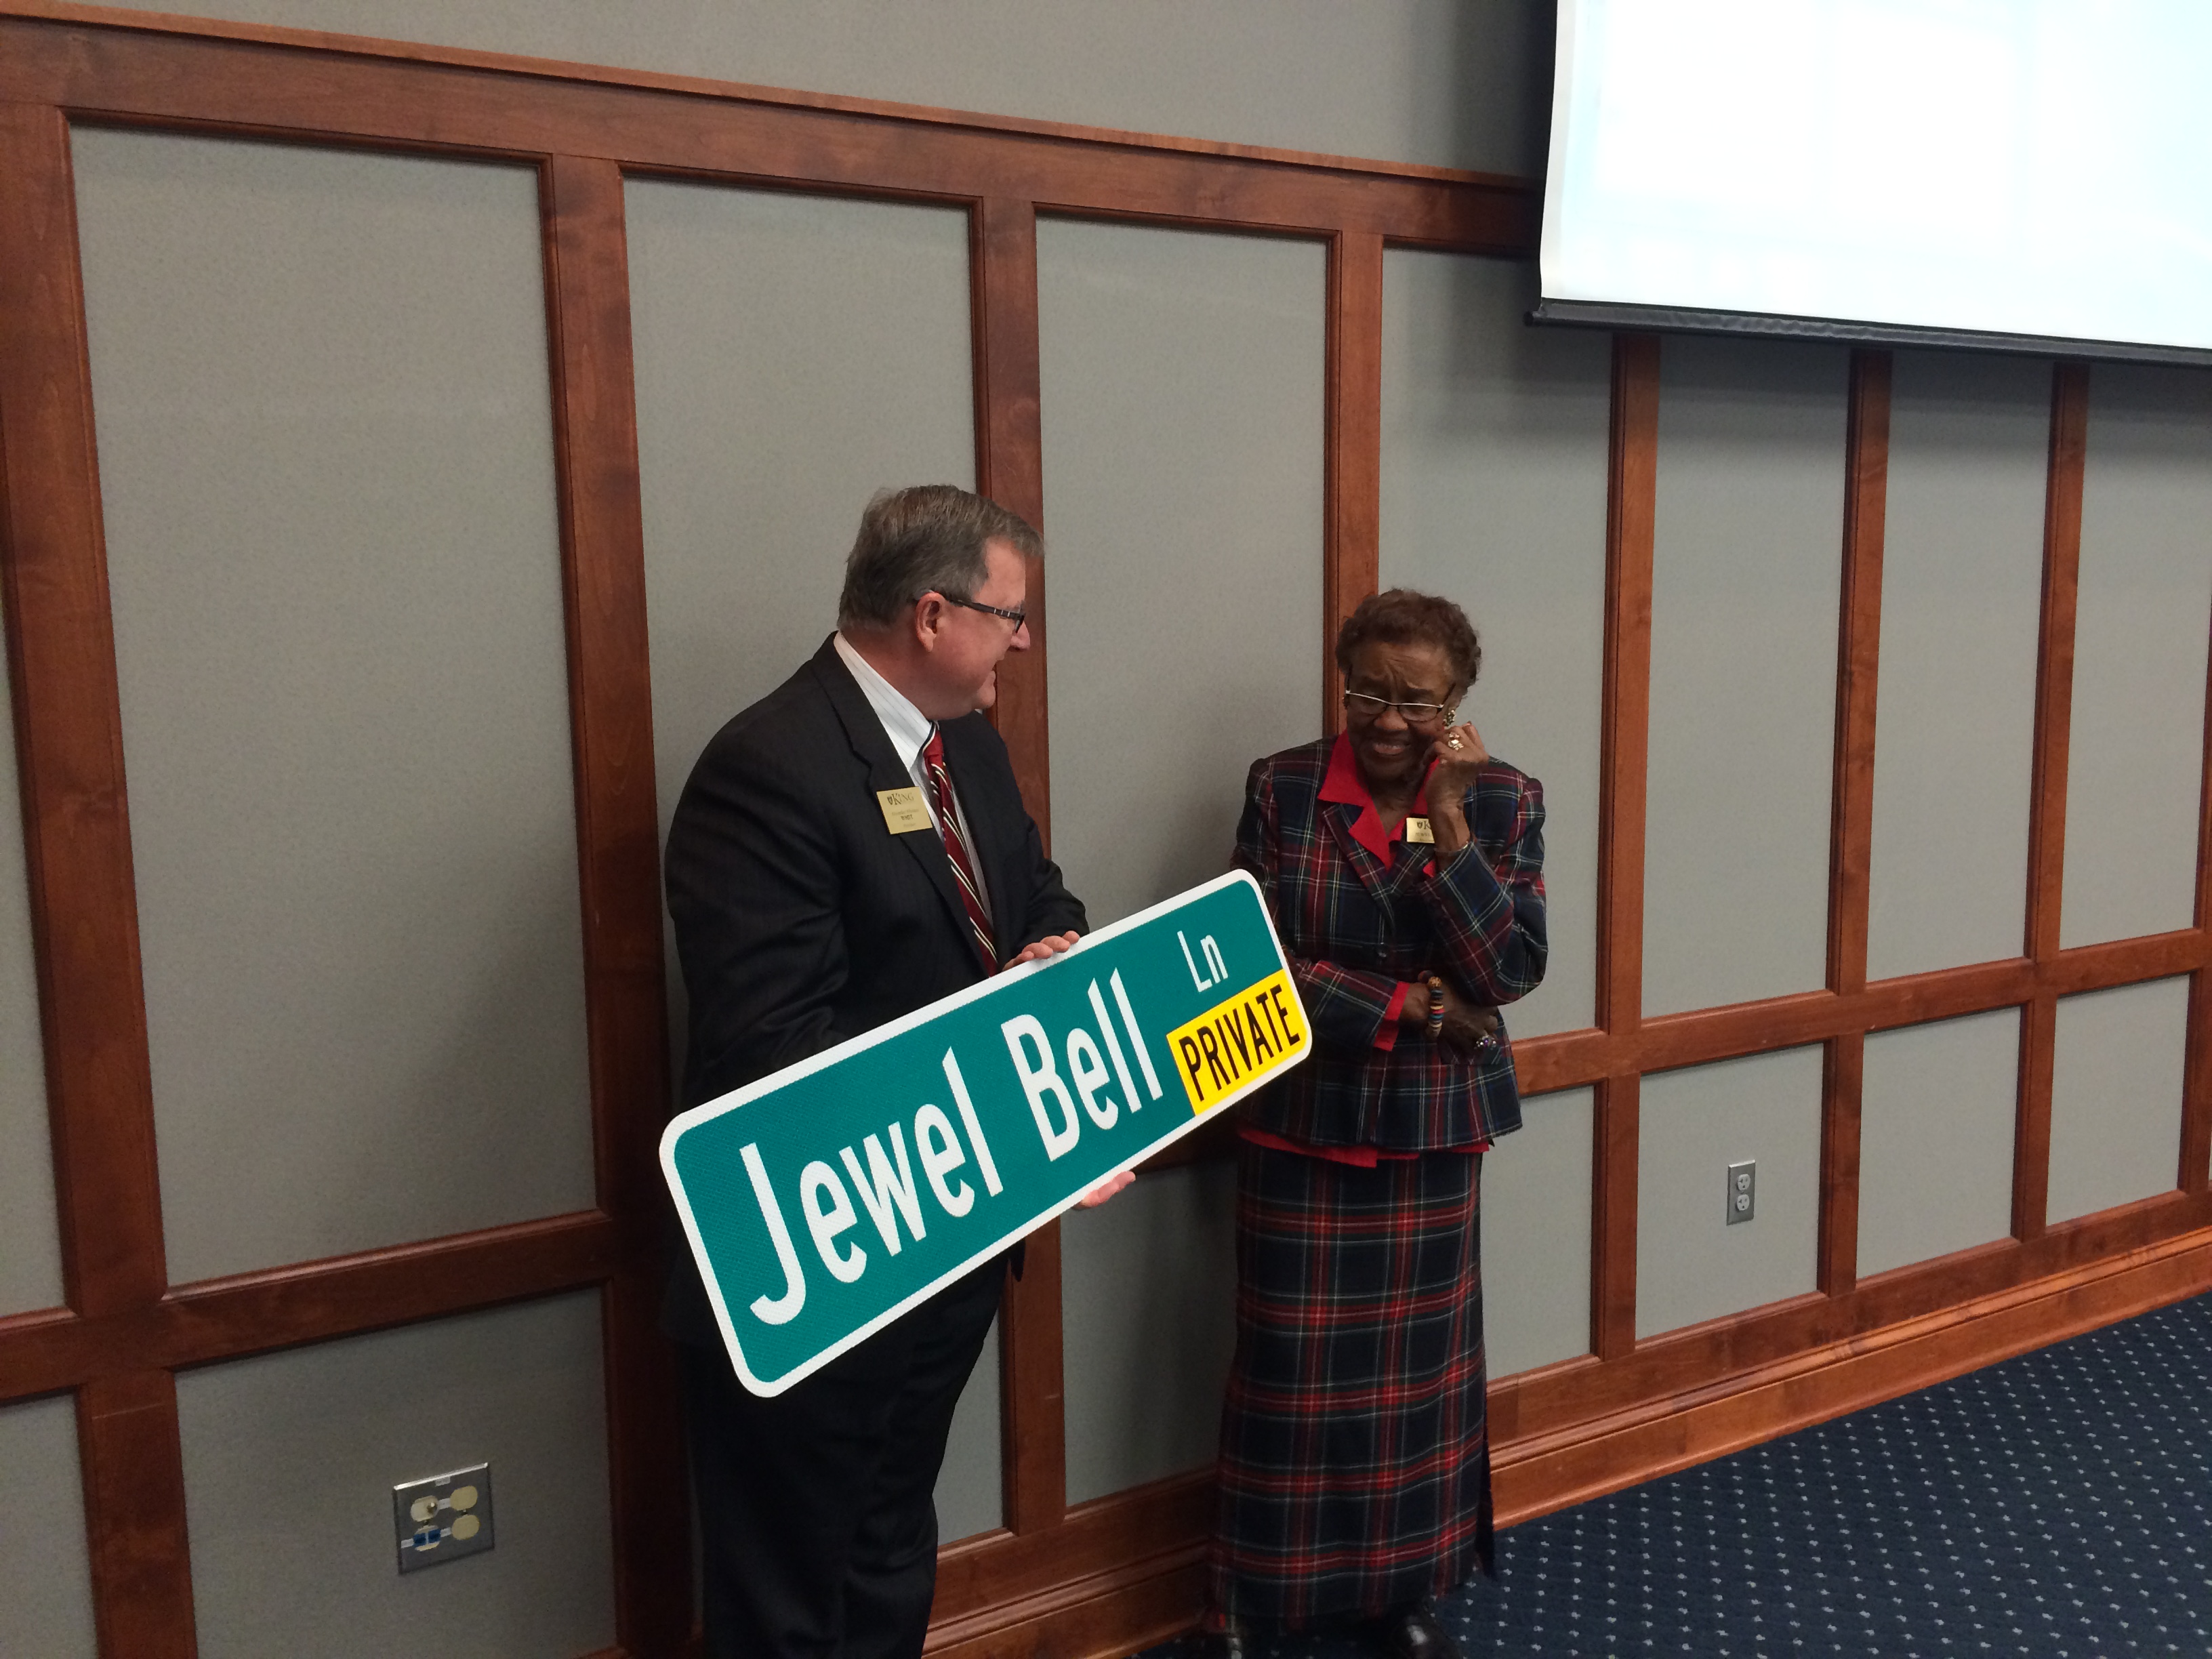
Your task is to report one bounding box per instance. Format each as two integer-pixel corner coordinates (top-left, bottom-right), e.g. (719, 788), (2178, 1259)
(1726, 1160), (1756, 1225)
(392, 1462), (493, 1573)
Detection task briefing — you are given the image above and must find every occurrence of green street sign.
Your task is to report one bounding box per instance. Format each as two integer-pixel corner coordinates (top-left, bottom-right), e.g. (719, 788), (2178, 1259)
(661, 869), (1311, 1396)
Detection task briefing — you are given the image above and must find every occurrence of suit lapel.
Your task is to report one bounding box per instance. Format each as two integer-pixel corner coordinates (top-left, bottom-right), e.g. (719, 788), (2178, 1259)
(1321, 798), (1396, 909)
(806, 640), (977, 953)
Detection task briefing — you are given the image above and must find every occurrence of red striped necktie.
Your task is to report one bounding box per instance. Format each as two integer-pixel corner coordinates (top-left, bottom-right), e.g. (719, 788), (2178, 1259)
(922, 725), (997, 973)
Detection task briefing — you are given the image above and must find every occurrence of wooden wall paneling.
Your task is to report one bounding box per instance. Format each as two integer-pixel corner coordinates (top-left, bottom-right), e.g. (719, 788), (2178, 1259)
(1820, 349), (1892, 1296)
(541, 152), (690, 1658)
(1494, 1223), (2212, 1528)
(0, 98), (199, 1656)
(2015, 363), (2089, 1243)
(1592, 333), (1659, 1359)
(1322, 229), (1383, 735)
(1, 1213), (618, 1403)
(1499, 1186), (2212, 1449)
(0, 14), (1536, 254)
(2182, 598), (2212, 1194)
(968, 193), (1067, 1538)
(77, 1370), (197, 1659)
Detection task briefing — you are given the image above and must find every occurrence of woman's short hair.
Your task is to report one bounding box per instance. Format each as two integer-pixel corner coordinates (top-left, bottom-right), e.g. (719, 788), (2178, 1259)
(1333, 588), (1481, 689)
(837, 485), (1042, 630)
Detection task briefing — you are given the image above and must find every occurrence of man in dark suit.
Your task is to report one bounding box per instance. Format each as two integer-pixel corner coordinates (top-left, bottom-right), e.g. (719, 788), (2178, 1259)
(663, 485), (1126, 1659)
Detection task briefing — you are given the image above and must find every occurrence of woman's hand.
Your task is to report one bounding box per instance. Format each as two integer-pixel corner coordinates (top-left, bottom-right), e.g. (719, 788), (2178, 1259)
(1423, 722), (1489, 858)
(1400, 980), (1502, 1056)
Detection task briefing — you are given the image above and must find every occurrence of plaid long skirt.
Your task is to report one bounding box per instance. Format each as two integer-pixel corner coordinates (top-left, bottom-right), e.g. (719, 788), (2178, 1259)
(1210, 1142), (1492, 1625)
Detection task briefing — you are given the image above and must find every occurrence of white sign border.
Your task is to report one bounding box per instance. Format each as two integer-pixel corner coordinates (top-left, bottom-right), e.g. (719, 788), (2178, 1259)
(659, 867), (1305, 1397)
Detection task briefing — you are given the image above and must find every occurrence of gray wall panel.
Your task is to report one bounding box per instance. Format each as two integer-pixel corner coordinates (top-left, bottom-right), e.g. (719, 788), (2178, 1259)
(175, 1292), (614, 1658)
(140, 1), (1551, 176)
(1378, 251), (1608, 1040)
(0, 619), (62, 1315)
(1857, 1009), (2019, 1278)
(935, 1317), (1002, 1542)
(2062, 365), (2212, 949)
(1636, 1046), (1823, 1339)
(73, 129), (594, 1284)
(627, 182), (975, 848)
(625, 180), (988, 1524)
(1866, 353), (2048, 981)
(2047, 977), (2188, 1225)
(0, 1395), (98, 1659)
(1061, 1160), (1237, 1507)
(1482, 1088), (1593, 1376)
(1644, 339), (1848, 1017)
(1038, 218), (1324, 928)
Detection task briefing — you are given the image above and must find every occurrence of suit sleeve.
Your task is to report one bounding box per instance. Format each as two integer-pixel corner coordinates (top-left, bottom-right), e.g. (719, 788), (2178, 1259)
(664, 740), (860, 1104)
(1233, 759), (1404, 1052)
(1421, 769), (1548, 1005)
(1000, 805), (1088, 951)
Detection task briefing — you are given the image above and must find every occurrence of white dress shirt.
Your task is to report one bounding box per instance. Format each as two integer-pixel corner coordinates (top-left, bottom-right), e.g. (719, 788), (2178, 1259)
(833, 631), (996, 926)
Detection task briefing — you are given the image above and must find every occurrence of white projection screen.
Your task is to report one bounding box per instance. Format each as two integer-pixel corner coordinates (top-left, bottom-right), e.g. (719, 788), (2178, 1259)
(1538, 0), (2212, 365)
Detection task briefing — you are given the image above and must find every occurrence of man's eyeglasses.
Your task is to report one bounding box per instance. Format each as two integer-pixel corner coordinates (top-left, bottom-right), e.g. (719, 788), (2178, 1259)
(1343, 690), (1452, 726)
(944, 594), (1027, 628)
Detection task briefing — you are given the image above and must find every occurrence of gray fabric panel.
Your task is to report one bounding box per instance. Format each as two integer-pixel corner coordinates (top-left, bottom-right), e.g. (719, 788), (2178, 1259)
(0, 610), (62, 1315)
(1866, 352), (2049, 981)
(2048, 978), (2189, 1225)
(627, 182), (974, 852)
(1059, 1160), (1237, 1507)
(71, 128), (593, 1283)
(1635, 1046), (1822, 1340)
(1038, 217), (1324, 929)
(1644, 337), (1848, 1018)
(1378, 250), (1608, 1040)
(2062, 365), (2212, 949)
(131, 0), (1551, 176)
(1857, 1009), (2020, 1279)
(1482, 1086), (1593, 1376)
(175, 1293), (614, 1658)
(935, 1316), (1002, 1542)
(0, 1395), (98, 1659)
(622, 181), (990, 1516)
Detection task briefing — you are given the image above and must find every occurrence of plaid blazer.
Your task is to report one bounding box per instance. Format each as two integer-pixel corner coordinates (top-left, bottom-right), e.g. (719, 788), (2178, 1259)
(1234, 737), (1547, 1151)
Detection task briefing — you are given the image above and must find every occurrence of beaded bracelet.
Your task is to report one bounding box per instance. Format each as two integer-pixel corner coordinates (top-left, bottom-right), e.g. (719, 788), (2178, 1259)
(1426, 975), (1446, 1038)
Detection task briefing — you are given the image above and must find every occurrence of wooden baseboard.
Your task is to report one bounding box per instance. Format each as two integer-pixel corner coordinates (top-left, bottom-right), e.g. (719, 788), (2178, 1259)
(921, 1221), (2212, 1659)
(1492, 1223), (2212, 1524)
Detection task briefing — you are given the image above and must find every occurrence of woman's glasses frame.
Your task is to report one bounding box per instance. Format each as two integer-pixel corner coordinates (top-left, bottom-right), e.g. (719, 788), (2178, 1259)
(1342, 689), (1454, 727)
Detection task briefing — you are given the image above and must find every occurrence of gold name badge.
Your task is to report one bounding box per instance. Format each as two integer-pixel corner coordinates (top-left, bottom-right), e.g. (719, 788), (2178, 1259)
(1403, 816), (1435, 844)
(876, 787), (933, 835)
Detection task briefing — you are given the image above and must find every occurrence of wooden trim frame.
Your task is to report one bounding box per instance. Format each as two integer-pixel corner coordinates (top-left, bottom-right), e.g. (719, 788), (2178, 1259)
(1, 10), (2209, 1659)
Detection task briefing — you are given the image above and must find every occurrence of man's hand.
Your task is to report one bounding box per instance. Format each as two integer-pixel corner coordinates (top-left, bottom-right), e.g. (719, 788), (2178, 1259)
(1076, 1169), (1136, 1208)
(1006, 930), (1081, 968)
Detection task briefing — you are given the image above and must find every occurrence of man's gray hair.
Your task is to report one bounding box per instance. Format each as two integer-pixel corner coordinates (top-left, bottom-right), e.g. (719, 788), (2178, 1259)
(836, 485), (1042, 630)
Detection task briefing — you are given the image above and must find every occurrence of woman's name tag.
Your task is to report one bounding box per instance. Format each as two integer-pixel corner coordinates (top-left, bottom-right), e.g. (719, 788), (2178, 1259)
(1403, 816), (1435, 844)
(877, 787), (933, 834)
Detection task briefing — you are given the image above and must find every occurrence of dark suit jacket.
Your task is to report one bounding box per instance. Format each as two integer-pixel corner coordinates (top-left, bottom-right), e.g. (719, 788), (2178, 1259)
(662, 636), (1086, 1343)
(1233, 737), (1546, 1152)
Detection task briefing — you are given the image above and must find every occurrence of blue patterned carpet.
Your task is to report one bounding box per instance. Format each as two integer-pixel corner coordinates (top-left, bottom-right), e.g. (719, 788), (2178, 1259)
(1147, 1291), (2212, 1658)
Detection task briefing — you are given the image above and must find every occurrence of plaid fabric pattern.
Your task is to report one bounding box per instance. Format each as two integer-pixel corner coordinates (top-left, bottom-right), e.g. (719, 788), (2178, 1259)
(1211, 1142), (1492, 1624)
(1234, 739), (1547, 1151)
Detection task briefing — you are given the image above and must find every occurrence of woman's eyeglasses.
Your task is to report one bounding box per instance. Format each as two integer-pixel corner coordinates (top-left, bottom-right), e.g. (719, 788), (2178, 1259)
(1343, 690), (1452, 726)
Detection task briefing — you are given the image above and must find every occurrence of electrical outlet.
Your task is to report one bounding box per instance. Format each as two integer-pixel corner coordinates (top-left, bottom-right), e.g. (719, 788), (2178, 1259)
(1726, 1161), (1756, 1225)
(392, 1463), (493, 1574)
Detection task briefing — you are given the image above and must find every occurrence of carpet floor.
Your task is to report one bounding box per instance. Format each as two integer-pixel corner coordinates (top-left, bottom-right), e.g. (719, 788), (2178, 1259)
(1145, 1290), (2212, 1658)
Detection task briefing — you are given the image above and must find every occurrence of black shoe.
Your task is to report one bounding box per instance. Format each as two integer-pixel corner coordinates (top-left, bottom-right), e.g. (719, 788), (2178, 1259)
(1197, 1615), (1250, 1659)
(1377, 1601), (1462, 1659)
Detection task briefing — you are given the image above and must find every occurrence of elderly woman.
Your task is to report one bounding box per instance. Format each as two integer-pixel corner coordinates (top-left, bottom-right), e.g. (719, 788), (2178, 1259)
(1206, 589), (1547, 1659)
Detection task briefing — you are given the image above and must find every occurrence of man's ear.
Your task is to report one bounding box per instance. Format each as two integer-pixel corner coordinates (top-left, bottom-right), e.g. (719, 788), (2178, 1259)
(909, 594), (947, 654)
